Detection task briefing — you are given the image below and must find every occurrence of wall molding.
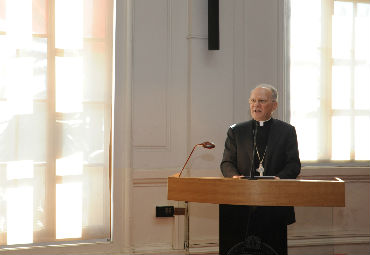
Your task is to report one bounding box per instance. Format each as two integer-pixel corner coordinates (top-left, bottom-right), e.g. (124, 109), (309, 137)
(187, 33), (207, 39)
(289, 233), (370, 247)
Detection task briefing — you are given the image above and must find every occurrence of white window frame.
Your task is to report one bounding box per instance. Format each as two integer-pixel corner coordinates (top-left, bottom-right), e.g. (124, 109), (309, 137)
(286, 0), (370, 167)
(0, 1), (133, 255)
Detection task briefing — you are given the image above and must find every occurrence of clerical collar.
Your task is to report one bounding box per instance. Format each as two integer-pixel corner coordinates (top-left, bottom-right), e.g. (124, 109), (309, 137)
(257, 118), (272, 127)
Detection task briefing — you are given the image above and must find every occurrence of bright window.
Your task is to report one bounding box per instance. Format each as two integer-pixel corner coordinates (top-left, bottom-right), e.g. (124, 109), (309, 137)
(290, 0), (370, 163)
(0, 0), (113, 247)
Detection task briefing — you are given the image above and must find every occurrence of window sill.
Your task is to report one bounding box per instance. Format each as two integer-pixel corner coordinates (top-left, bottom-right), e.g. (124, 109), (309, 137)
(300, 166), (369, 182)
(0, 240), (124, 255)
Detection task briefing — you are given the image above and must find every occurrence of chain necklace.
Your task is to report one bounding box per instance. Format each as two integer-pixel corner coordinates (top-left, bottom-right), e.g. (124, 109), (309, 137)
(256, 145), (267, 176)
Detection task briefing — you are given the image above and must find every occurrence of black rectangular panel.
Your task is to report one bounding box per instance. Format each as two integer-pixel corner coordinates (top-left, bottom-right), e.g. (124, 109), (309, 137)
(208, 0), (220, 50)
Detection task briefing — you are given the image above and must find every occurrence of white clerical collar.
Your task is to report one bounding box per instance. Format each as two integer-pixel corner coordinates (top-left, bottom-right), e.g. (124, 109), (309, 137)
(258, 118), (271, 127)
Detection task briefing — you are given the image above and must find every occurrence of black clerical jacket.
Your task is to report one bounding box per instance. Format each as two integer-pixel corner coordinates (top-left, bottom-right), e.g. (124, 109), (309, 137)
(220, 118), (301, 225)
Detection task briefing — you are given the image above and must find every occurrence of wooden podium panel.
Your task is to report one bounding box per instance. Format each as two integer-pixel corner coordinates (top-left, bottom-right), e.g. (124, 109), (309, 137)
(168, 174), (345, 207)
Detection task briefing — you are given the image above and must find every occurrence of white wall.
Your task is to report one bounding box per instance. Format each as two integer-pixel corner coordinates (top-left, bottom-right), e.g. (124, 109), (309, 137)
(123, 0), (370, 254)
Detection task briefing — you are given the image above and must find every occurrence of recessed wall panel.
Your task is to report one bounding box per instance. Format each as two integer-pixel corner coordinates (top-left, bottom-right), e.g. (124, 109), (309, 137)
(133, 0), (169, 148)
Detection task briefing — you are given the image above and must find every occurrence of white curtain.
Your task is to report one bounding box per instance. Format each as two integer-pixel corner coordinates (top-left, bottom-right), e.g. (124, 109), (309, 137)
(0, 0), (113, 246)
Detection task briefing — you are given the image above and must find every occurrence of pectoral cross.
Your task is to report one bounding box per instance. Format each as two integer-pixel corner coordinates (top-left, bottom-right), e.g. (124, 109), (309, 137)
(256, 163), (264, 176)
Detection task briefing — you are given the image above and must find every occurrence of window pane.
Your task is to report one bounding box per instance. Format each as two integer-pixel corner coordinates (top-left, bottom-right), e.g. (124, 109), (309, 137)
(55, 106), (105, 167)
(30, 37), (48, 100)
(355, 3), (370, 61)
(0, 101), (16, 161)
(0, 36), (47, 101)
(6, 0), (33, 48)
(355, 116), (370, 160)
(32, 0), (48, 35)
(6, 161), (35, 245)
(56, 183), (82, 239)
(56, 56), (84, 113)
(332, 116), (350, 160)
(6, 186), (33, 245)
(0, 0), (112, 247)
(56, 152), (84, 176)
(84, 42), (107, 101)
(55, 0), (84, 49)
(0, 36), (9, 95)
(84, 0), (107, 39)
(292, 116), (318, 161)
(81, 104), (106, 164)
(332, 65), (351, 109)
(290, 0), (322, 162)
(332, 2), (353, 59)
(83, 166), (109, 232)
(290, 66), (321, 112)
(0, 0), (5, 31)
(6, 161), (34, 180)
(290, 0), (321, 62)
(17, 103), (47, 161)
(7, 57), (34, 114)
(354, 65), (370, 110)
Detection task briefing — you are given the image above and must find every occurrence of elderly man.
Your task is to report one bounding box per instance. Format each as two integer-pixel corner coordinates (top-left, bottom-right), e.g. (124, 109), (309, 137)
(219, 84), (301, 255)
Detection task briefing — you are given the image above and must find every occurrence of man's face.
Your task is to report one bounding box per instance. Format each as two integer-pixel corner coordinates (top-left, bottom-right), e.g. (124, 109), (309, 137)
(249, 87), (278, 121)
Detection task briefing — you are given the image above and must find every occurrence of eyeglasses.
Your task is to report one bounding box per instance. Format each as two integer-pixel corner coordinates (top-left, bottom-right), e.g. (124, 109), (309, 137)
(249, 98), (273, 105)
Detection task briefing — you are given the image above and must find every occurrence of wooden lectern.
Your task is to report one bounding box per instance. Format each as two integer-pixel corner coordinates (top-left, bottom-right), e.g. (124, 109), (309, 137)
(168, 174), (345, 207)
(167, 173), (345, 251)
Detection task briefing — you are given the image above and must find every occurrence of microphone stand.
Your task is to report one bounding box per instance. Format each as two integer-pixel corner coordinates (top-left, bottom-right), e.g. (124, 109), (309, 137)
(176, 141), (215, 252)
(178, 141), (215, 177)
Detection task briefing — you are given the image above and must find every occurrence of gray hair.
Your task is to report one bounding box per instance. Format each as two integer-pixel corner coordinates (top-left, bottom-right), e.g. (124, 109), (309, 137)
(254, 84), (278, 102)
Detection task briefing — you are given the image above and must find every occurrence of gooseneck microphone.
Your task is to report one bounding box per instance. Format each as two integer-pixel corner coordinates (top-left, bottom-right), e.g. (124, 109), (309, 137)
(178, 141), (215, 177)
(249, 120), (258, 180)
